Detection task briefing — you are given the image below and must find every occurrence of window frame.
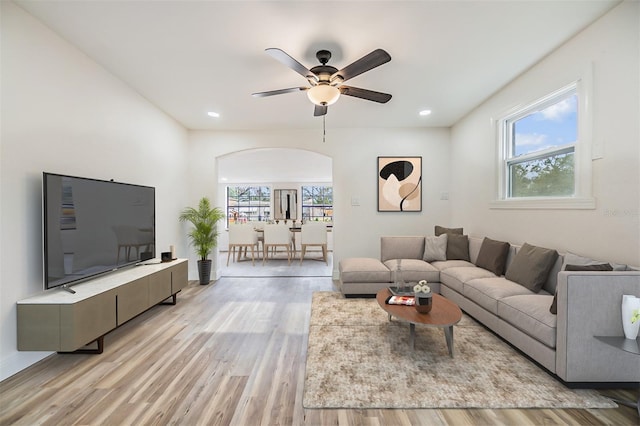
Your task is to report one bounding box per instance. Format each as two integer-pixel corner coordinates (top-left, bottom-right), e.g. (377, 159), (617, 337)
(301, 185), (333, 223)
(492, 75), (595, 210)
(225, 185), (271, 227)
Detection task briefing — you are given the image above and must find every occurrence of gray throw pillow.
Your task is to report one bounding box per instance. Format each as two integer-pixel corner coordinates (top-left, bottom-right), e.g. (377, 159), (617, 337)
(561, 251), (627, 271)
(549, 263), (613, 314)
(423, 234), (448, 262)
(446, 234), (470, 261)
(434, 226), (463, 237)
(505, 243), (559, 292)
(475, 237), (510, 276)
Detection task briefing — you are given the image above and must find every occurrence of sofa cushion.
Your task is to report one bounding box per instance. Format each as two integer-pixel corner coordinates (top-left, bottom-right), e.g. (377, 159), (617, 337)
(431, 259), (476, 271)
(380, 236), (425, 262)
(383, 259), (440, 283)
(446, 234), (470, 261)
(339, 258), (391, 283)
(463, 277), (537, 315)
(441, 266), (496, 294)
(435, 225), (463, 236)
(468, 236), (485, 264)
(423, 234), (448, 262)
(549, 263), (613, 314)
(475, 237), (510, 276)
(505, 243), (559, 292)
(498, 294), (557, 348)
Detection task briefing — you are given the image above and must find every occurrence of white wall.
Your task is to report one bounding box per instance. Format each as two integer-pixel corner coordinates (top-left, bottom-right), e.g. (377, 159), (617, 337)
(187, 127), (452, 279)
(0, 2), (190, 381)
(449, 0), (640, 266)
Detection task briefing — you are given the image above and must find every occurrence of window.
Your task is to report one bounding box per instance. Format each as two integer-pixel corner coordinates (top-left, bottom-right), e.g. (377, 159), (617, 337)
(507, 88), (576, 197)
(226, 186), (270, 226)
(494, 79), (594, 209)
(301, 185), (333, 222)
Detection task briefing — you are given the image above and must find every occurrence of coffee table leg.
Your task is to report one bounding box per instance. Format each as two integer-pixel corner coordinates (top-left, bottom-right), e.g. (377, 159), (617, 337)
(409, 323), (415, 350)
(444, 326), (454, 357)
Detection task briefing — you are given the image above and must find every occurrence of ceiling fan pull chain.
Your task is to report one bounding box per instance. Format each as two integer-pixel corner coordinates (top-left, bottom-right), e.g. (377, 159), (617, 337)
(323, 114), (326, 143)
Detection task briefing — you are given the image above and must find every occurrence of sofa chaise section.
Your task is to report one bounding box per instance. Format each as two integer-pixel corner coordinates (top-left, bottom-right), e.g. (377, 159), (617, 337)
(338, 257), (392, 295)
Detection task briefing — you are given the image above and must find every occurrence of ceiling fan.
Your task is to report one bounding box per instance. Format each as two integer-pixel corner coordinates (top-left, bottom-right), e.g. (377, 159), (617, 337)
(252, 48), (392, 117)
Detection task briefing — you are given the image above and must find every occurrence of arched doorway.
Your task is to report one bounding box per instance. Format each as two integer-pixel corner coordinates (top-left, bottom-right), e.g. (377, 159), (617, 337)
(216, 148), (333, 277)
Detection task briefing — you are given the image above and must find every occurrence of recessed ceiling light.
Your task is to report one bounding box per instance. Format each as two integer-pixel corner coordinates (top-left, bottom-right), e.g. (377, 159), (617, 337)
(207, 111), (220, 118)
(419, 110), (432, 116)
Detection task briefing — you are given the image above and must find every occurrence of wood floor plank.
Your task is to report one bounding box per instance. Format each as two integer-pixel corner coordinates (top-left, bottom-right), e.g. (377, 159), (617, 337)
(1, 277), (638, 426)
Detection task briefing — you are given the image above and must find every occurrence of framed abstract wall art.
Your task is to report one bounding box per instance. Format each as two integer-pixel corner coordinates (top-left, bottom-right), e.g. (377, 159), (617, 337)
(377, 156), (422, 212)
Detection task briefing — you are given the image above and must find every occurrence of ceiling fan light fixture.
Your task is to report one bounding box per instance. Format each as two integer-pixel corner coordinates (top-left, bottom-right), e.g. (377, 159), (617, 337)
(307, 84), (340, 106)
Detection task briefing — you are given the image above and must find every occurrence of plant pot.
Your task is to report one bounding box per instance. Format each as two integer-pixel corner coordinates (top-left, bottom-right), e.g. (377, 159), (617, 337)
(198, 259), (212, 285)
(415, 292), (433, 314)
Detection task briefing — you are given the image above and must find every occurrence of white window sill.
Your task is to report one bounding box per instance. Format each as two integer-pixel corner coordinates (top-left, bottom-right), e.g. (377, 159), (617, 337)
(489, 197), (596, 210)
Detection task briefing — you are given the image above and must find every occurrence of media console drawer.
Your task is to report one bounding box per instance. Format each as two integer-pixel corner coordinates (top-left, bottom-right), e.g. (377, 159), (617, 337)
(17, 259), (188, 353)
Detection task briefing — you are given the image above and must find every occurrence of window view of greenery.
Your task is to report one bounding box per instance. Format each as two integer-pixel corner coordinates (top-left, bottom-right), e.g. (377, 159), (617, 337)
(510, 153), (575, 197)
(302, 185), (333, 222)
(506, 91), (577, 198)
(226, 186), (270, 226)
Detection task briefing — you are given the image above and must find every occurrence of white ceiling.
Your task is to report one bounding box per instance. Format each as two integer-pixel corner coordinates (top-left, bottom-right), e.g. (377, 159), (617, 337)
(16, 0), (620, 131)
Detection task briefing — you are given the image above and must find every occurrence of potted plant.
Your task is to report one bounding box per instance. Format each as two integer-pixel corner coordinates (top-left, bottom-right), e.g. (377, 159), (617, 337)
(179, 197), (225, 284)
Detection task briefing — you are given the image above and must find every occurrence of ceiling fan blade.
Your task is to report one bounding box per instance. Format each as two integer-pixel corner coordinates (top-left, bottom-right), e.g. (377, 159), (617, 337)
(331, 49), (391, 83)
(339, 86), (392, 103)
(314, 104), (328, 116)
(252, 87), (307, 98)
(265, 48), (317, 82)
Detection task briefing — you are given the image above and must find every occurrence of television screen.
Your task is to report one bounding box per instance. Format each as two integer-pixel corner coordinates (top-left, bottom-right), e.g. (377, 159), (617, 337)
(43, 172), (155, 290)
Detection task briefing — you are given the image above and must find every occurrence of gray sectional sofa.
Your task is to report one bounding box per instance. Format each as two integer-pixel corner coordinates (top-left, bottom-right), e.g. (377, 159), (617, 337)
(338, 233), (640, 383)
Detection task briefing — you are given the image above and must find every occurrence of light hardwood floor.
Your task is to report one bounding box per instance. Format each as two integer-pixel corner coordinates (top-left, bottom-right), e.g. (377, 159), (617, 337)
(1, 277), (637, 425)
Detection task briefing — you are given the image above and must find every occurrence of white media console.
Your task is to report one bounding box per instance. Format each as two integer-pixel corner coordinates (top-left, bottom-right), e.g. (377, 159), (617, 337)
(17, 259), (188, 353)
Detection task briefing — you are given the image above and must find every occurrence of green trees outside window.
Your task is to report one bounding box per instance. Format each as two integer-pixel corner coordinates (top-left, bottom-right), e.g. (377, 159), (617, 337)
(302, 186), (333, 222)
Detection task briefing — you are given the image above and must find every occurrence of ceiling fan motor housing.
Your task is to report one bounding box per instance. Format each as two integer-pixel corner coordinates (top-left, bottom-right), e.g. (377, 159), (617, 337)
(310, 65), (339, 84)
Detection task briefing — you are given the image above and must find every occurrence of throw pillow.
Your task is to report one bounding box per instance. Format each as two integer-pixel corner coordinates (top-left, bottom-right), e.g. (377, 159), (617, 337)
(475, 237), (510, 276)
(549, 263), (613, 314)
(423, 234), (448, 262)
(434, 225), (463, 237)
(565, 263), (614, 271)
(505, 243), (559, 292)
(561, 251), (627, 271)
(446, 234), (470, 261)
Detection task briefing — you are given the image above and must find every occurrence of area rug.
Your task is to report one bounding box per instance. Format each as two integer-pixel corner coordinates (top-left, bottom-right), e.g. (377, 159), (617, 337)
(303, 291), (616, 409)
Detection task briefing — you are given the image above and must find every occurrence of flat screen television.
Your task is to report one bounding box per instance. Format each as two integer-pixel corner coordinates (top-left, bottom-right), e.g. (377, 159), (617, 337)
(43, 172), (155, 290)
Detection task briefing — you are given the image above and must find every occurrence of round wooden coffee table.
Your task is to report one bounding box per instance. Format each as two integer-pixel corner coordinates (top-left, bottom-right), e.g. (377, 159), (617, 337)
(376, 288), (462, 356)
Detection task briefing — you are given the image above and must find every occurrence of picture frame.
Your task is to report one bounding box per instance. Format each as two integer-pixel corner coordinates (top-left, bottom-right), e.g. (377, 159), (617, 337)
(273, 189), (297, 220)
(377, 156), (422, 212)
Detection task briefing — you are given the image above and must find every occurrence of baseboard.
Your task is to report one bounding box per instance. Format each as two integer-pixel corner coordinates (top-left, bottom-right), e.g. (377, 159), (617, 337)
(0, 350), (53, 382)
